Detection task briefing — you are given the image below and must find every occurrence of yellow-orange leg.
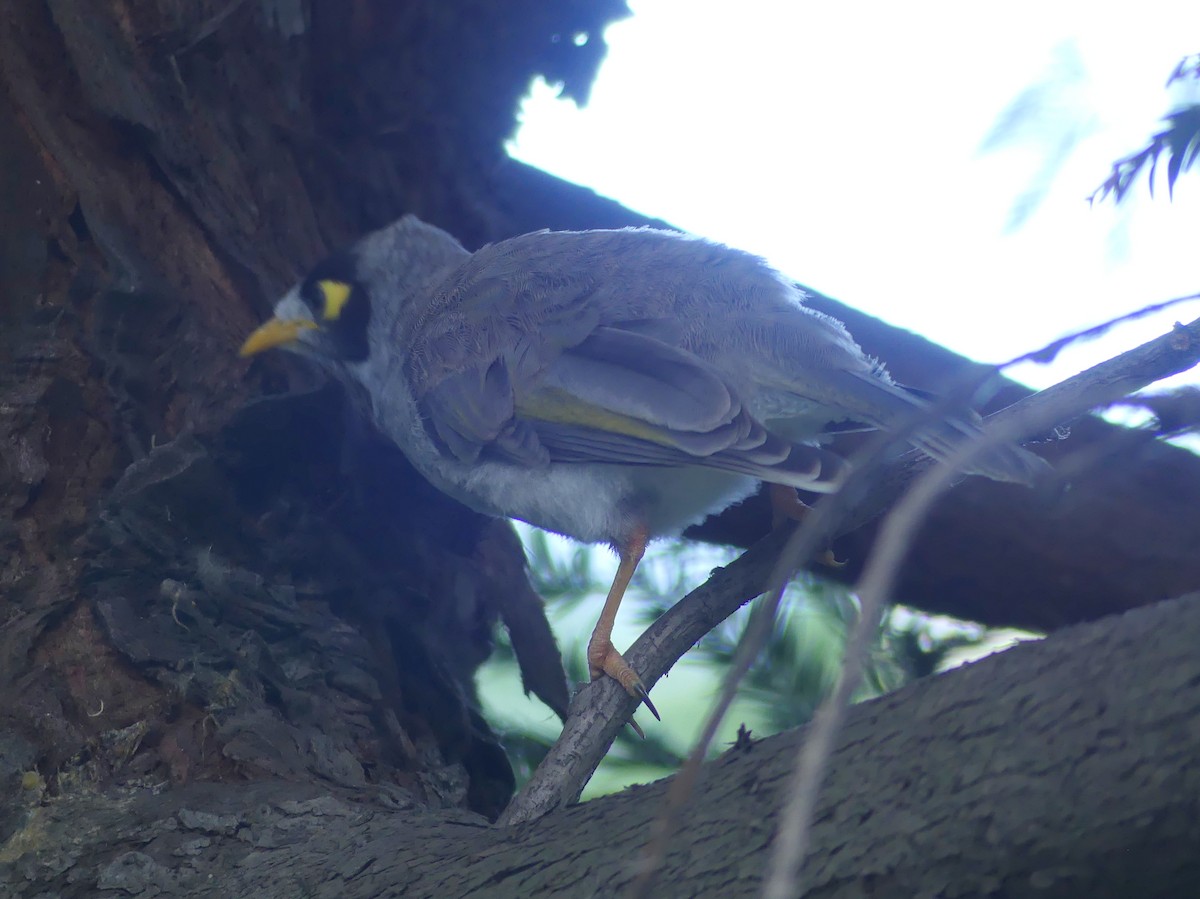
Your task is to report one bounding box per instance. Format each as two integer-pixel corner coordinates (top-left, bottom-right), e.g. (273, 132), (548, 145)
(768, 483), (811, 529)
(587, 525), (659, 720)
(768, 484), (844, 568)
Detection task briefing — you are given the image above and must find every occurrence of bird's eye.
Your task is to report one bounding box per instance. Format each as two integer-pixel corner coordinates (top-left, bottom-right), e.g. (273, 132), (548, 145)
(317, 279), (353, 321)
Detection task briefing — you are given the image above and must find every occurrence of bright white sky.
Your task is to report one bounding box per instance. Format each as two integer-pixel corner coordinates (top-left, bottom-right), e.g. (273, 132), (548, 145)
(509, 0), (1200, 393)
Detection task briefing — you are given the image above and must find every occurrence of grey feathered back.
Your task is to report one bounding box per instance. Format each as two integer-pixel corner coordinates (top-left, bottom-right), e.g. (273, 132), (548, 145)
(349, 218), (1044, 488)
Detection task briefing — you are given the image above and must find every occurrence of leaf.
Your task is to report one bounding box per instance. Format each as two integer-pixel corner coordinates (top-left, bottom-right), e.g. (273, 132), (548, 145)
(1092, 105), (1200, 204)
(1167, 53), (1200, 87)
(1166, 108), (1200, 198)
(1167, 145), (1183, 199)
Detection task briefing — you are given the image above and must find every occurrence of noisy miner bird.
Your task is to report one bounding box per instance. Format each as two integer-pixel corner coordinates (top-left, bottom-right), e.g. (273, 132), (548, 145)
(241, 216), (1047, 721)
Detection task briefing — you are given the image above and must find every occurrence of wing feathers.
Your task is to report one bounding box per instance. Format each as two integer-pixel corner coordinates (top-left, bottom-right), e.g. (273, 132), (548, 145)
(417, 320), (846, 489)
(532, 420), (845, 492)
(542, 327), (739, 433)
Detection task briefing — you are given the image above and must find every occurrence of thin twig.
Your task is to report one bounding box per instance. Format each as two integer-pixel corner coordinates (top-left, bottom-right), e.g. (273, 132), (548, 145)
(762, 373), (1130, 897)
(996, 291), (1200, 367)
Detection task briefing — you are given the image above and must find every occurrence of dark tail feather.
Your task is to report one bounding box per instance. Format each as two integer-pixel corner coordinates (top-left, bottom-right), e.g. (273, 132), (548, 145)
(912, 418), (1051, 485)
(835, 371), (1051, 486)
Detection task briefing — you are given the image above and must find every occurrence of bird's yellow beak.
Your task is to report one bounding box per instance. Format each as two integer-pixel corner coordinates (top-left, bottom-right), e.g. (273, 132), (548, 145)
(239, 317), (319, 357)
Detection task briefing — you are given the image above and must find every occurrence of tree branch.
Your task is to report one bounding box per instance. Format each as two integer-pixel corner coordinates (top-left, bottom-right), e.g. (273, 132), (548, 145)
(8, 591), (1200, 897)
(502, 313), (1200, 825)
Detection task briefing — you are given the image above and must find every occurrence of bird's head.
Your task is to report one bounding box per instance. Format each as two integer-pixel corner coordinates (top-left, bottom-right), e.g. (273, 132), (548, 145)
(240, 216), (471, 369)
(240, 253), (371, 364)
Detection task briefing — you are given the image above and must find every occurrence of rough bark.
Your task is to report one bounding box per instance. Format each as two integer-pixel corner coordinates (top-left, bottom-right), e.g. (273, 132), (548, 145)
(1, 0), (626, 829)
(4, 592), (1199, 898)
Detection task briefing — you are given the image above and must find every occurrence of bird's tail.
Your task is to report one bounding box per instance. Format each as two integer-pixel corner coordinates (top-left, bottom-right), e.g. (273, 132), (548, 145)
(811, 370), (1051, 487)
(907, 414), (1050, 485)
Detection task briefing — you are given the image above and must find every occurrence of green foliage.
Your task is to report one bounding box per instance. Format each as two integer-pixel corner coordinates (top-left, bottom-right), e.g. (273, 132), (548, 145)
(477, 529), (1013, 797)
(1091, 54), (1200, 204)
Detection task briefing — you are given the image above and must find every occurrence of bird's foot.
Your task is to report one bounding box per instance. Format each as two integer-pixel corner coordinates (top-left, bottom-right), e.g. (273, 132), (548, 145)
(769, 485), (845, 567)
(588, 639), (660, 722)
(817, 548), (846, 568)
(768, 483), (812, 529)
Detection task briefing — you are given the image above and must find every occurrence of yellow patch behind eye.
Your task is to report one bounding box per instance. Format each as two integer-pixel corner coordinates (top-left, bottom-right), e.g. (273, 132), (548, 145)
(318, 279), (352, 321)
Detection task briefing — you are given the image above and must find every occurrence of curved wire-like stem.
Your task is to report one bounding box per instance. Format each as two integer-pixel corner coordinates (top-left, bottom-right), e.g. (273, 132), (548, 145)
(761, 391), (1098, 897)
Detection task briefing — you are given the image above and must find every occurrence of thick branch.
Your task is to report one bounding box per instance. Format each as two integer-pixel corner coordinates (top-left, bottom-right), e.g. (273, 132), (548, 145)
(6, 592), (1199, 898)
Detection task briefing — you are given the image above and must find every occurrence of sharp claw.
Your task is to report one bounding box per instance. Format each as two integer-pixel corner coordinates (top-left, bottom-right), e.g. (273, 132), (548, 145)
(818, 548), (847, 568)
(626, 718), (646, 740)
(633, 682), (660, 720)
(590, 640), (661, 721)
